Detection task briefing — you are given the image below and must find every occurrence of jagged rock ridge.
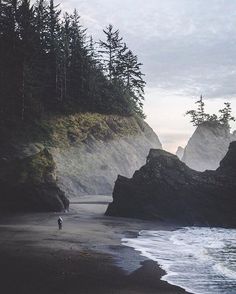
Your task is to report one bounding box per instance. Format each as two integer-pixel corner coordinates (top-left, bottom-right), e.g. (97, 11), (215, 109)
(106, 142), (236, 227)
(182, 122), (236, 171)
(176, 146), (184, 159)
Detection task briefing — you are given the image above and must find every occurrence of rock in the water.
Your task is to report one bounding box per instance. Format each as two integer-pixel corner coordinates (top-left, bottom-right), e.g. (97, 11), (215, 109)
(106, 142), (236, 227)
(0, 149), (69, 212)
(176, 146), (184, 160)
(182, 122), (235, 171)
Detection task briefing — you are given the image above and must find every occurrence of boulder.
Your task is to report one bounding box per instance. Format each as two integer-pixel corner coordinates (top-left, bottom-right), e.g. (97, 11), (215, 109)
(106, 142), (236, 227)
(0, 149), (69, 212)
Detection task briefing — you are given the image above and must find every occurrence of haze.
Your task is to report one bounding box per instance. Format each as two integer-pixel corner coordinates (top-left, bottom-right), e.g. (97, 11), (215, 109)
(58, 0), (236, 152)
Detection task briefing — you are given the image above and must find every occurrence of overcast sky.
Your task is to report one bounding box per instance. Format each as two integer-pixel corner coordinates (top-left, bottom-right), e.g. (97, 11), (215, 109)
(57, 0), (236, 152)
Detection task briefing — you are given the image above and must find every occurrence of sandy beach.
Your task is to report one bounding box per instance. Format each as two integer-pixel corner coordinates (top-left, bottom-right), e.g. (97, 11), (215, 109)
(0, 196), (190, 294)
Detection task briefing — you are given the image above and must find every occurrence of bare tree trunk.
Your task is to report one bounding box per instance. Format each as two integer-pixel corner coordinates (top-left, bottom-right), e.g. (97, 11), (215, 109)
(21, 62), (25, 121)
(64, 61), (67, 101)
(109, 47), (112, 81)
(56, 62), (59, 99)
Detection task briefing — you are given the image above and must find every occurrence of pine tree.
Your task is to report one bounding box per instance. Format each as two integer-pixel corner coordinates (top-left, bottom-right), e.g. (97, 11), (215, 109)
(17, 0), (31, 119)
(219, 102), (235, 127)
(32, 0), (49, 115)
(87, 36), (102, 69)
(99, 24), (123, 81)
(196, 95), (207, 124)
(0, 2), (147, 122)
(34, 0), (47, 46)
(186, 97), (235, 128)
(0, 0), (20, 120)
(86, 36), (102, 106)
(69, 9), (88, 108)
(60, 12), (71, 102)
(121, 49), (146, 116)
(186, 95), (209, 126)
(45, 0), (61, 107)
(0, 0), (5, 119)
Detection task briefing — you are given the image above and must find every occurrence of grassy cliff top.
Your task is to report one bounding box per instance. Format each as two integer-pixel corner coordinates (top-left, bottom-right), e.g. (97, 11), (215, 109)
(0, 113), (156, 157)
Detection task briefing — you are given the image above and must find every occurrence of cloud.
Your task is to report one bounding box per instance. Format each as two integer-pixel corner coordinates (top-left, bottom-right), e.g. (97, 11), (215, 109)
(58, 0), (236, 100)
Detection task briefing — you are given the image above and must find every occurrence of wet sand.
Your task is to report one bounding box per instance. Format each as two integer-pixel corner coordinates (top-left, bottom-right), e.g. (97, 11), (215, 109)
(0, 196), (190, 294)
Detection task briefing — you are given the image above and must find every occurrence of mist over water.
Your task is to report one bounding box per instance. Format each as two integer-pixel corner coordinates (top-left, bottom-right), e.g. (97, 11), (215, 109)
(122, 227), (236, 294)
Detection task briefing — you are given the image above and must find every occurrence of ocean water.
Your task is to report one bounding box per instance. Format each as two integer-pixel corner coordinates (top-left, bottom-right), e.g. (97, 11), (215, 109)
(122, 227), (236, 294)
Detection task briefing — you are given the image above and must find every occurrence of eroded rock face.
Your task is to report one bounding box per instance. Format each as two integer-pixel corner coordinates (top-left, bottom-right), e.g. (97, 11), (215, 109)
(52, 116), (162, 196)
(0, 149), (69, 212)
(182, 122), (236, 171)
(106, 142), (236, 227)
(0, 113), (162, 211)
(176, 146), (184, 160)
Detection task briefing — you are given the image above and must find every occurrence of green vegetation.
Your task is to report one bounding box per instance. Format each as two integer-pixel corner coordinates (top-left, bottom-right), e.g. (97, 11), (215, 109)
(0, 149), (55, 185)
(21, 149), (55, 184)
(0, 112), (148, 151)
(186, 95), (235, 128)
(0, 0), (146, 127)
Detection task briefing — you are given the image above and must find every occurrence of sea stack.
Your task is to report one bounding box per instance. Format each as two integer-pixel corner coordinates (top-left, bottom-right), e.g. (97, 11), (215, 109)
(106, 142), (236, 227)
(176, 146), (184, 159)
(182, 122), (236, 171)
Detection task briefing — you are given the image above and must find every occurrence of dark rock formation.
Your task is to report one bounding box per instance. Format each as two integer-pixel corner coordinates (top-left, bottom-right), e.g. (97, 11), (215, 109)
(0, 149), (69, 212)
(106, 142), (236, 227)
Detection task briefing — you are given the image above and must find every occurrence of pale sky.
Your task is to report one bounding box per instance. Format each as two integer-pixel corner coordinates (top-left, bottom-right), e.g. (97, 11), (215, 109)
(57, 0), (236, 152)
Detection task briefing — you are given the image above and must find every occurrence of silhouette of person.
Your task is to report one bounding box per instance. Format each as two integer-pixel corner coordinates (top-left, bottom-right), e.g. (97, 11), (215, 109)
(58, 217), (63, 230)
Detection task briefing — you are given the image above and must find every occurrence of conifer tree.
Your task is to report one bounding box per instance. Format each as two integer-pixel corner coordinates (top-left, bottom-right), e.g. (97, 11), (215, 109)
(0, 1), (147, 123)
(0, 0), (21, 120)
(99, 24), (123, 81)
(45, 0), (61, 106)
(34, 0), (47, 46)
(186, 96), (235, 128)
(17, 0), (38, 120)
(186, 95), (208, 126)
(68, 9), (88, 108)
(60, 12), (71, 102)
(219, 102), (235, 127)
(120, 49), (146, 116)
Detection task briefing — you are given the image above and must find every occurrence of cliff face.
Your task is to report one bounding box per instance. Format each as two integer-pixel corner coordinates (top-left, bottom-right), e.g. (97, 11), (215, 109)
(51, 114), (162, 196)
(0, 149), (69, 212)
(0, 113), (162, 211)
(106, 143), (236, 228)
(176, 146), (184, 159)
(182, 122), (236, 171)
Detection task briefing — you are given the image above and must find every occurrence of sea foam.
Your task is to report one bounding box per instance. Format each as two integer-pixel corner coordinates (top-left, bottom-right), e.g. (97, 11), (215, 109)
(122, 227), (236, 294)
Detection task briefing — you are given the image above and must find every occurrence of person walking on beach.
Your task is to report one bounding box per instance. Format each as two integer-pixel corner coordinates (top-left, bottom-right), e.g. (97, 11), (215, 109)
(58, 216), (63, 230)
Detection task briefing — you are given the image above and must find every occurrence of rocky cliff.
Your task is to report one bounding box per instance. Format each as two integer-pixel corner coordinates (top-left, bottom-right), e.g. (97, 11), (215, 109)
(176, 146), (184, 159)
(51, 114), (162, 196)
(182, 122), (236, 171)
(106, 142), (236, 227)
(0, 149), (69, 212)
(0, 113), (162, 211)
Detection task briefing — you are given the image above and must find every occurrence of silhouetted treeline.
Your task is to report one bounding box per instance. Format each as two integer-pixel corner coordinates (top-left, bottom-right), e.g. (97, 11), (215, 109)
(0, 0), (146, 123)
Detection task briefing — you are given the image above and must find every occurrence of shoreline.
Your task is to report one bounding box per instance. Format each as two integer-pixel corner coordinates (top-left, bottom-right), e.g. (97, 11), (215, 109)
(0, 196), (190, 294)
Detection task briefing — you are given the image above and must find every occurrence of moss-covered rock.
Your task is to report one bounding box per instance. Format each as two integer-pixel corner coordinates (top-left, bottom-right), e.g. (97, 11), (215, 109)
(0, 149), (69, 212)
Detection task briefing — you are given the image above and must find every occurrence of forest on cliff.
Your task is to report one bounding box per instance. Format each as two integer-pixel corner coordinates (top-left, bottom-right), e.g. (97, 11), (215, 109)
(0, 0), (146, 125)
